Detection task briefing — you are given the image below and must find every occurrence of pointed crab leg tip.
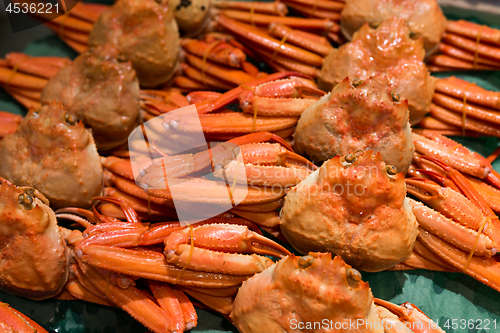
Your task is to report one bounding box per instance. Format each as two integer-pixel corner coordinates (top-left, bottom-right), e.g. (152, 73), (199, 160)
(249, 233), (292, 258)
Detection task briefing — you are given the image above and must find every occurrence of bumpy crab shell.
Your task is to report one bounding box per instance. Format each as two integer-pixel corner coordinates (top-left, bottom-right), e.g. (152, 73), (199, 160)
(294, 74), (414, 173)
(88, 0), (180, 88)
(41, 45), (140, 150)
(0, 180), (68, 300)
(340, 0), (446, 55)
(0, 102), (103, 209)
(319, 17), (435, 125)
(230, 253), (383, 333)
(280, 151), (418, 272)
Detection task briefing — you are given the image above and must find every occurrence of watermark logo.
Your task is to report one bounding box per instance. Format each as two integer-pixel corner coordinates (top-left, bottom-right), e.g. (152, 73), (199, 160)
(128, 105), (248, 225)
(4, 0), (80, 33)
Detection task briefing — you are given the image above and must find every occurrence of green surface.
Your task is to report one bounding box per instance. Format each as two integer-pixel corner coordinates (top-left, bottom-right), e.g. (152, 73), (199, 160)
(1, 6), (500, 333)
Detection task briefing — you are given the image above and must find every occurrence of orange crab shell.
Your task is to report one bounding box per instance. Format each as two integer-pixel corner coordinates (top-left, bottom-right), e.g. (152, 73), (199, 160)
(88, 0), (180, 88)
(41, 44), (140, 150)
(0, 102), (103, 209)
(230, 253), (382, 333)
(319, 17), (435, 125)
(0, 181), (68, 300)
(280, 151), (418, 272)
(293, 74), (414, 173)
(340, 0), (446, 55)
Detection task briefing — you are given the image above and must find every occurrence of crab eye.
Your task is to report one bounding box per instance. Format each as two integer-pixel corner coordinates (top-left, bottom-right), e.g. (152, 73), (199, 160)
(369, 22), (381, 29)
(298, 255), (316, 269)
(346, 268), (362, 286)
(386, 165), (398, 175)
(391, 91), (400, 102)
(344, 154), (357, 164)
(18, 193), (35, 210)
(117, 54), (127, 62)
(65, 113), (79, 126)
(352, 79), (364, 88)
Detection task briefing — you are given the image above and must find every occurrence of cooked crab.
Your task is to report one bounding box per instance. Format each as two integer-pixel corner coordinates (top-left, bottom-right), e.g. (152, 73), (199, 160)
(280, 150), (418, 272)
(41, 44), (140, 150)
(319, 17), (434, 125)
(0, 102), (102, 208)
(294, 74), (414, 173)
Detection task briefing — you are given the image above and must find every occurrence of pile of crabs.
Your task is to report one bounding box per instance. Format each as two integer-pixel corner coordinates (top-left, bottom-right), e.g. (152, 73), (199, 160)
(2, 0), (500, 332)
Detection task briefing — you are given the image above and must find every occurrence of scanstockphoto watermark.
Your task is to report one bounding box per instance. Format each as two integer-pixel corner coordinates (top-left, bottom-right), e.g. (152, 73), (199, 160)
(289, 318), (436, 331)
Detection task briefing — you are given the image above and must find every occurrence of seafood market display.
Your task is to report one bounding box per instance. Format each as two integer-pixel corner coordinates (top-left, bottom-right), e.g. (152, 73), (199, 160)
(1, 0), (500, 332)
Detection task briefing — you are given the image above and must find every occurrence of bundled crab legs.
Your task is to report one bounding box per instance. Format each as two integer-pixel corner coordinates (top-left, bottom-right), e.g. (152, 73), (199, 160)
(391, 134), (500, 292)
(429, 20), (500, 72)
(105, 131), (316, 231)
(416, 77), (500, 138)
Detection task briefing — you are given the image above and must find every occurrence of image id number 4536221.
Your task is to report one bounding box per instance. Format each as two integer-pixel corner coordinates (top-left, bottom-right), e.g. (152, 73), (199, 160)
(6, 1), (60, 14)
(440, 318), (497, 330)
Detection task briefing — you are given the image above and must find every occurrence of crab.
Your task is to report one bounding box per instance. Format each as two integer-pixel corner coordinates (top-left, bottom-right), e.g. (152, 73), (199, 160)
(41, 44), (140, 150)
(231, 252), (444, 333)
(88, 0), (181, 87)
(0, 102), (102, 209)
(0, 180), (68, 300)
(280, 150), (418, 272)
(319, 17), (434, 125)
(293, 74), (414, 173)
(340, 0), (446, 55)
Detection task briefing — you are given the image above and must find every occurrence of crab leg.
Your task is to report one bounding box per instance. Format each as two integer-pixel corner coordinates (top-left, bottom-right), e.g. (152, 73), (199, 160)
(406, 178), (500, 247)
(194, 71), (303, 113)
(182, 287), (234, 315)
(283, 0), (344, 11)
(181, 38), (246, 68)
(231, 209), (280, 228)
(400, 251), (453, 272)
(433, 93), (500, 125)
(185, 53), (257, 86)
(429, 103), (500, 137)
(268, 23), (334, 57)
(148, 281), (193, 332)
(181, 63), (234, 91)
(65, 278), (114, 307)
(418, 230), (500, 293)
(76, 260), (180, 333)
(416, 116), (462, 130)
(0, 67), (48, 90)
(412, 132), (500, 187)
(442, 33), (500, 62)
(221, 10), (337, 32)
(409, 198), (495, 257)
(0, 303), (49, 333)
(164, 223), (290, 274)
(437, 44), (500, 68)
(216, 15), (324, 67)
(246, 44), (321, 77)
(78, 245), (249, 288)
(283, 1), (340, 21)
(434, 77), (500, 110)
(427, 54), (498, 71)
(5, 53), (67, 79)
(374, 299), (446, 333)
(446, 20), (500, 46)
(213, 0), (288, 16)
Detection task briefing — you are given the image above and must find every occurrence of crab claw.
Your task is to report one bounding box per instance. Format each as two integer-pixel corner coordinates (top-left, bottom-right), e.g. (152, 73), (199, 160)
(164, 223), (291, 275)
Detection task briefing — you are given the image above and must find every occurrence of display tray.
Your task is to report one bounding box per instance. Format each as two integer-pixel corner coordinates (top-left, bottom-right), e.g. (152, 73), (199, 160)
(1, 3), (500, 333)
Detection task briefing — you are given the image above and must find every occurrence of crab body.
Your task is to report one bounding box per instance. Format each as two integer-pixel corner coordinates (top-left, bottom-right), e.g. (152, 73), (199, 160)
(0, 102), (102, 209)
(294, 74), (414, 173)
(280, 151), (418, 272)
(88, 0), (180, 87)
(319, 17), (434, 125)
(41, 45), (140, 150)
(0, 180), (68, 300)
